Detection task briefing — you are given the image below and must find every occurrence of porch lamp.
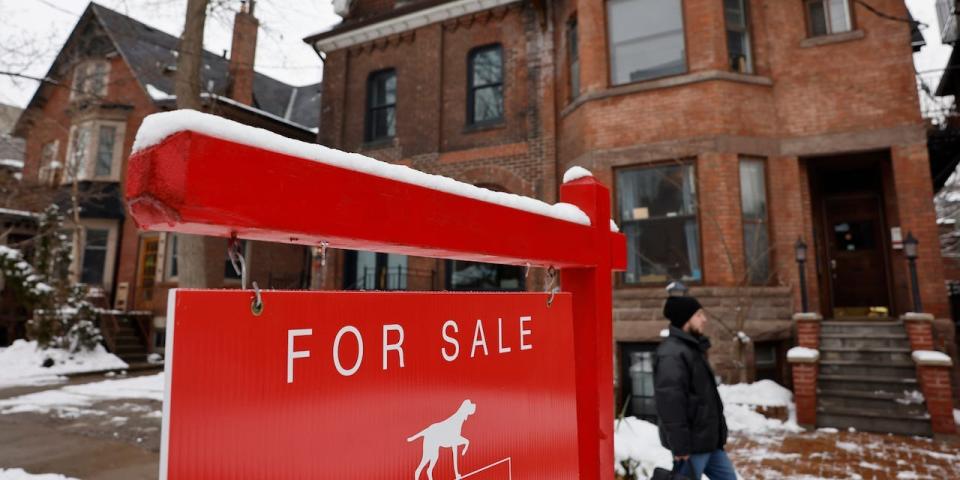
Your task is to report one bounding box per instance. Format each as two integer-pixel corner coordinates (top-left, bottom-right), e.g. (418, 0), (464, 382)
(904, 232), (922, 313)
(795, 238), (809, 313)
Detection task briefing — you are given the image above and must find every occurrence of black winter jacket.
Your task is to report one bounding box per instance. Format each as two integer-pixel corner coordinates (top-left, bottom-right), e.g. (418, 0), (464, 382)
(653, 326), (728, 457)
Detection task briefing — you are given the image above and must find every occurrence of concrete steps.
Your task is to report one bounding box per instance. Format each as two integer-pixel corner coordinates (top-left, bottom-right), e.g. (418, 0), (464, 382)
(815, 320), (931, 436)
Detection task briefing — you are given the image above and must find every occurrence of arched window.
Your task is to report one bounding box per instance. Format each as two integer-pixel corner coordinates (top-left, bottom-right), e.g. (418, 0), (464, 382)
(467, 44), (503, 125)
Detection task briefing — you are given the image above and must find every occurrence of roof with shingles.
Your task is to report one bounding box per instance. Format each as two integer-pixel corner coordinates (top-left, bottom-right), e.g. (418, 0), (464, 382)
(89, 3), (319, 129)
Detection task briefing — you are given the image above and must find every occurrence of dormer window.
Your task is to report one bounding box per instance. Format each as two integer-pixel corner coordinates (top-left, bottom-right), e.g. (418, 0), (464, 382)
(71, 60), (109, 100)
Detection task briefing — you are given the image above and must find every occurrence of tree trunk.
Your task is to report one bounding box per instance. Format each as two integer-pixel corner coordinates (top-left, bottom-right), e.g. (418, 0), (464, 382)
(174, 0), (226, 289)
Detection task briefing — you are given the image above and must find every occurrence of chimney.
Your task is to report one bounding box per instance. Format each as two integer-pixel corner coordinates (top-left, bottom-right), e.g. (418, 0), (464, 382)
(228, 0), (258, 106)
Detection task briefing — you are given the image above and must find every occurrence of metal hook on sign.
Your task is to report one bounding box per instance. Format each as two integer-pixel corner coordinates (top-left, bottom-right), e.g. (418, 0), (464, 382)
(251, 281), (263, 316)
(545, 266), (559, 307)
(319, 241), (329, 267)
(228, 237), (248, 290)
(524, 262), (531, 279)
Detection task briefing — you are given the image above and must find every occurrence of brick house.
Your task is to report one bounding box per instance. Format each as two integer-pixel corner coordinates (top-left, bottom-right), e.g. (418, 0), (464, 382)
(306, 0), (955, 434)
(11, 2), (320, 358)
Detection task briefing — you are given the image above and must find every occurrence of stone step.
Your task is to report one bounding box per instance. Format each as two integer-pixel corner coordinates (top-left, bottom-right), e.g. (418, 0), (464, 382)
(817, 407), (931, 437)
(819, 336), (911, 349)
(114, 344), (146, 355)
(820, 322), (905, 336)
(819, 348), (912, 364)
(818, 374), (918, 395)
(817, 392), (927, 416)
(819, 361), (916, 378)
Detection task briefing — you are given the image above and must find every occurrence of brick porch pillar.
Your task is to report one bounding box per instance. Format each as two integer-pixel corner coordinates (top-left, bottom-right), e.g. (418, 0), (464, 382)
(788, 348), (820, 428)
(912, 350), (957, 435)
(903, 313), (957, 435)
(902, 312), (936, 351)
(794, 312), (822, 349)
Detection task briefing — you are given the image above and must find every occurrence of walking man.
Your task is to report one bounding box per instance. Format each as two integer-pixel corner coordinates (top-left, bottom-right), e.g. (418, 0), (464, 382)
(654, 295), (738, 479)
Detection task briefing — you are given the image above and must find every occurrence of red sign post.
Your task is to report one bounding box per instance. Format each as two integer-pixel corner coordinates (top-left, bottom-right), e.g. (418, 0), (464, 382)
(127, 116), (626, 479)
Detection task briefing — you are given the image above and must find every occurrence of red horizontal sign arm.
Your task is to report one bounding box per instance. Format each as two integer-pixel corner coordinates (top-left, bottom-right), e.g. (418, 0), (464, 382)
(125, 131), (626, 270)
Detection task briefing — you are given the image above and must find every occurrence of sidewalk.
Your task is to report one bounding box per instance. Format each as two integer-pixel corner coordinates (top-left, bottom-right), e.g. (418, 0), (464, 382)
(729, 429), (960, 479)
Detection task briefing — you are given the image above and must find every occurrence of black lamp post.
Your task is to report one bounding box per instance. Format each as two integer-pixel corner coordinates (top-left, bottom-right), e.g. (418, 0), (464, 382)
(795, 237), (809, 313)
(904, 232), (922, 313)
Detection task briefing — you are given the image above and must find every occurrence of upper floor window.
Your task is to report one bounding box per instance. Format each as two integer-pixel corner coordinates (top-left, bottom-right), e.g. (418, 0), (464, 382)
(65, 120), (124, 182)
(467, 45), (504, 125)
(725, 0), (753, 73)
(617, 163), (701, 285)
(806, 0), (852, 37)
(71, 60), (109, 100)
(38, 140), (60, 185)
(607, 0), (686, 85)
(365, 69), (396, 142)
(567, 18), (581, 100)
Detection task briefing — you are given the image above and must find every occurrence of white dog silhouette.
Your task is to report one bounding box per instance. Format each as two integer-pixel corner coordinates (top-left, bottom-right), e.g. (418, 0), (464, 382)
(407, 399), (477, 480)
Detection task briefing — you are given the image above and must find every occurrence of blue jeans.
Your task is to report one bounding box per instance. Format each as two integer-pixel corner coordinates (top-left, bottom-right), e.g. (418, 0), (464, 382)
(678, 449), (738, 480)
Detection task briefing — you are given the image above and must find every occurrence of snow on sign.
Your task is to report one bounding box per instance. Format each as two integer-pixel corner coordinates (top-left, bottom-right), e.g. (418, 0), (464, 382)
(162, 290), (579, 479)
(127, 111), (627, 480)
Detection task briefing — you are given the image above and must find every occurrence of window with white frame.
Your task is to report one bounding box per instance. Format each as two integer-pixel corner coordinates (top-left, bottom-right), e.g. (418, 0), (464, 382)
(80, 228), (109, 286)
(806, 0), (852, 37)
(73, 221), (118, 291)
(607, 0), (687, 85)
(38, 140), (60, 185)
(65, 120), (124, 182)
(71, 60), (109, 100)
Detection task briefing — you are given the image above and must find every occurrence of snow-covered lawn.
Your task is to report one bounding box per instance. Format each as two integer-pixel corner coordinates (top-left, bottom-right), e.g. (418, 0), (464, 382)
(0, 372), (163, 416)
(0, 340), (128, 389)
(0, 469), (77, 480)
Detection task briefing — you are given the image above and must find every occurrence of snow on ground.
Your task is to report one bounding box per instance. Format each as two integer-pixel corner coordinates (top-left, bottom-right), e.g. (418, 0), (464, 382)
(133, 110), (592, 226)
(0, 340), (128, 389)
(0, 372), (163, 416)
(614, 380), (802, 477)
(0, 469), (77, 480)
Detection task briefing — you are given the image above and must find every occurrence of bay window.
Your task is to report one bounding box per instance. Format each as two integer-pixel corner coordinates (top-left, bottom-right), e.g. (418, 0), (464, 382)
(725, 0), (752, 73)
(739, 158), (771, 285)
(607, 0), (686, 85)
(617, 163), (701, 285)
(65, 120), (124, 182)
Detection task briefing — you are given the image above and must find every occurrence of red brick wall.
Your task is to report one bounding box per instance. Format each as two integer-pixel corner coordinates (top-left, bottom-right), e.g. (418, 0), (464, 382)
(322, 0), (944, 331)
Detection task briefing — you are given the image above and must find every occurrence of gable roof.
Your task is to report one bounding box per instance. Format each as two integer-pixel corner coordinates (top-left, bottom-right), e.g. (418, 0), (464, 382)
(17, 3), (319, 133)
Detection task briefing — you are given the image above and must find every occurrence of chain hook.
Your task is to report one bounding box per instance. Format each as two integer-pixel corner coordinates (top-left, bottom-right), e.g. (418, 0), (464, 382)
(227, 236), (248, 290)
(545, 266), (559, 307)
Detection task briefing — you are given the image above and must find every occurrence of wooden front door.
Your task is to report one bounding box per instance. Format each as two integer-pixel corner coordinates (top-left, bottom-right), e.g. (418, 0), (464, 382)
(822, 195), (891, 316)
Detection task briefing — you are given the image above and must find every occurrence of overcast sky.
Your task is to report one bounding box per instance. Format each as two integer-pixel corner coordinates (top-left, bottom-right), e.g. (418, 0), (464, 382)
(0, 0), (341, 108)
(0, 0), (953, 111)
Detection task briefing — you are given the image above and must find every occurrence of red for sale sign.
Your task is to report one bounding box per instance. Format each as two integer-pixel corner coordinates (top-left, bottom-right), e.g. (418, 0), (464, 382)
(161, 290), (580, 479)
